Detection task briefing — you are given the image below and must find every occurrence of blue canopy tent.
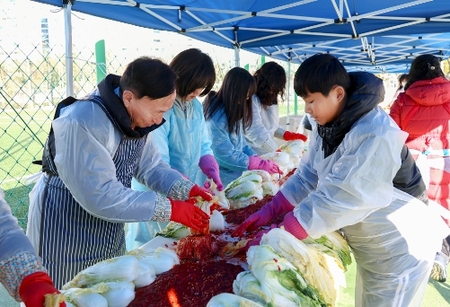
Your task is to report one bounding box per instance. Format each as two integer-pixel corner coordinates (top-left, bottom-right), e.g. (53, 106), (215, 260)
(31, 0), (450, 82)
(247, 32), (450, 73)
(32, 0), (450, 47)
(30, 0), (450, 124)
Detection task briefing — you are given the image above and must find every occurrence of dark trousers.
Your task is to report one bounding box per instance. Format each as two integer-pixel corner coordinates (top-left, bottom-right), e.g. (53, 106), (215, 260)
(441, 235), (450, 263)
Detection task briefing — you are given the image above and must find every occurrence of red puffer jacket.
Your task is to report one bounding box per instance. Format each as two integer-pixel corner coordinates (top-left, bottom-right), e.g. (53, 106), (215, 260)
(390, 77), (450, 225)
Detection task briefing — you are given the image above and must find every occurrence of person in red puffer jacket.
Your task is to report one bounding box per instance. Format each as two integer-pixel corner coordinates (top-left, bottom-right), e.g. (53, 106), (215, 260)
(390, 54), (450, 283)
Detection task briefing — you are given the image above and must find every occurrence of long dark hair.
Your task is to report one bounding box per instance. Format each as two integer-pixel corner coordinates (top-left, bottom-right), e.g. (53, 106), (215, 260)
(398, 73), (409, 90)
(405, 54), (445, 90)
(169, 48), (216, 99)
(254, 62), (286, 107)
(204, 67), (256, 134)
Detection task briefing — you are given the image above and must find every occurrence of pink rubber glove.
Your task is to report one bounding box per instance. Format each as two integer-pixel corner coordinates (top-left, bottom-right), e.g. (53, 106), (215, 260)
(283, 131), (308, 142)
(243, 229), (269, 251)
(170, 198), (210, 233)
(19, 271), (65, 307)
(240, 224), (279, 251)
(282, 212), (308, 240)
(189, 184), (214, 201)
(199, 154), (224, 191)
(248, 155), (283, 175)
(232, 192), (294, 237)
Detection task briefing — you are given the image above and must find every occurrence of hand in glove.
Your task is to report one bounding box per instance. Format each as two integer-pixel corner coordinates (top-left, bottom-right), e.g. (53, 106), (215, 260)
(189, 184), (213, 201)
(241, 215), (308, 249)
(240, 224), (278, 251)
(19, 271), (65, 307)
(232, 192), (294, 237)
(199, 154), (224, 191)
(170, 198), (210, 233)
(248, 155), (283, 175)
(282, 212), (308, 240)
(283, 131), (308, 142)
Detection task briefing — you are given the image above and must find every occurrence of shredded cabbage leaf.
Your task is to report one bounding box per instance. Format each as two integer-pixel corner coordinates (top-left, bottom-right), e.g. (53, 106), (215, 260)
(247, 245), (327, 307)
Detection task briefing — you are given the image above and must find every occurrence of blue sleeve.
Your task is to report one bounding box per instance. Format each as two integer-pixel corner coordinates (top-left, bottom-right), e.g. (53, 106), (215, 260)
(207, 116), (250, 172)
(151, 109), (172, 165)
(195, 101), (213, 157)
(0, 189), (37, 262)
(243, 143), (256, 156)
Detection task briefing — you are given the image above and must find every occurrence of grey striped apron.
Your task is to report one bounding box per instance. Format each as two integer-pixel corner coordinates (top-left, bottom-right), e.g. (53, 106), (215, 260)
(39, 98), (146, 289)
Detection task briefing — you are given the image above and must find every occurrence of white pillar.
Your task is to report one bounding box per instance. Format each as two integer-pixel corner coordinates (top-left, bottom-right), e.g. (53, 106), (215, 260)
(64, 3), (74, 96)
(286, 60), (291, 129)
(234, 45), (240, 67)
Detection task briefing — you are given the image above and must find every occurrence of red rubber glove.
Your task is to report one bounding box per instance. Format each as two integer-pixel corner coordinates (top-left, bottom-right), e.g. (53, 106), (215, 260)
(170, 198), (210, 233)
(248, 155), (283, 175)
(282, 212), (309, 240)
(283, 131), (308, 142)
(189, 184), (213, 201)
(232, 192), (294, 237)
(199, 154), (224, 191)
(19, 271), (65, 307)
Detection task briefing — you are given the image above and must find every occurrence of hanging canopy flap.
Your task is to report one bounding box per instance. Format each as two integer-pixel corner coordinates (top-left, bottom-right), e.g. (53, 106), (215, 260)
(32, 0), (450, 71)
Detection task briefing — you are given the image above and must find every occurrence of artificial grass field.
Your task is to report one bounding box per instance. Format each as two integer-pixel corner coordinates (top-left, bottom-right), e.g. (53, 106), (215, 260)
(337, 255), (450, 306)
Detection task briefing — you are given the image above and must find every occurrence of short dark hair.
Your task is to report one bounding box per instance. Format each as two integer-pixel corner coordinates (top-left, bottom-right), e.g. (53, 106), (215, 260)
(294, 53), (351, 97)
(254, 61), (286, 106)
(405, 54), (445, 90)
(204, 67), (256, 134)
(170, 48), (216, 99)
(120, 56), (176, 99)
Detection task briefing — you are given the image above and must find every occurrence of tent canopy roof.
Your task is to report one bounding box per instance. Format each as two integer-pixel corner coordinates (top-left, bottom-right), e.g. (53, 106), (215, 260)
(33, 0), (450, 72)
(249, 33), (450, 73)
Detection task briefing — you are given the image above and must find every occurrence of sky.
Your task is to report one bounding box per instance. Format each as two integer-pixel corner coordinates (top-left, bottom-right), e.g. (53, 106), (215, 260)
(0, 0), (398, 113)
(1, 0), (262, 68)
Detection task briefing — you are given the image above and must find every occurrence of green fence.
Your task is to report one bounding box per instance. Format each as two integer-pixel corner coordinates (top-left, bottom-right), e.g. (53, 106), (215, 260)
(0, 40), (118, 230)
(0, 1), (132, 230)
(1, 0), (305, 232)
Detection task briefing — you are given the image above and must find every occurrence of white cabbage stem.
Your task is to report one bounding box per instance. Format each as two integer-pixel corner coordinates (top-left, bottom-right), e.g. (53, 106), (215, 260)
(133, 260), (156, 288)
(127, 247), (179, 274)
(93, 281), (136, 307)
(62, 255), (140, 289)
(62, 288), (108, 307)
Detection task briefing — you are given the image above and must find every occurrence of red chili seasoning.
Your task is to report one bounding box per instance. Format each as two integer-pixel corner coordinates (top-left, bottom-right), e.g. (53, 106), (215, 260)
(129, 171), (300, 307)
(223, 195), (285, 226)
(279, 168), (296, 186)
(129, 260), (244, 307)
(177, 234), (219, 262)
(223, 195), (273, 225)
(167, 288), (181, 307)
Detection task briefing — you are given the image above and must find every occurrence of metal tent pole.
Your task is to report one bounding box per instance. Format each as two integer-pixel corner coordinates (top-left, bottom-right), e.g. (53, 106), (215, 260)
(234, 45), (240, 67)
(233, 26), (241, 67)
(64, 2), (74, 96)
(286, 60), (291, 130)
